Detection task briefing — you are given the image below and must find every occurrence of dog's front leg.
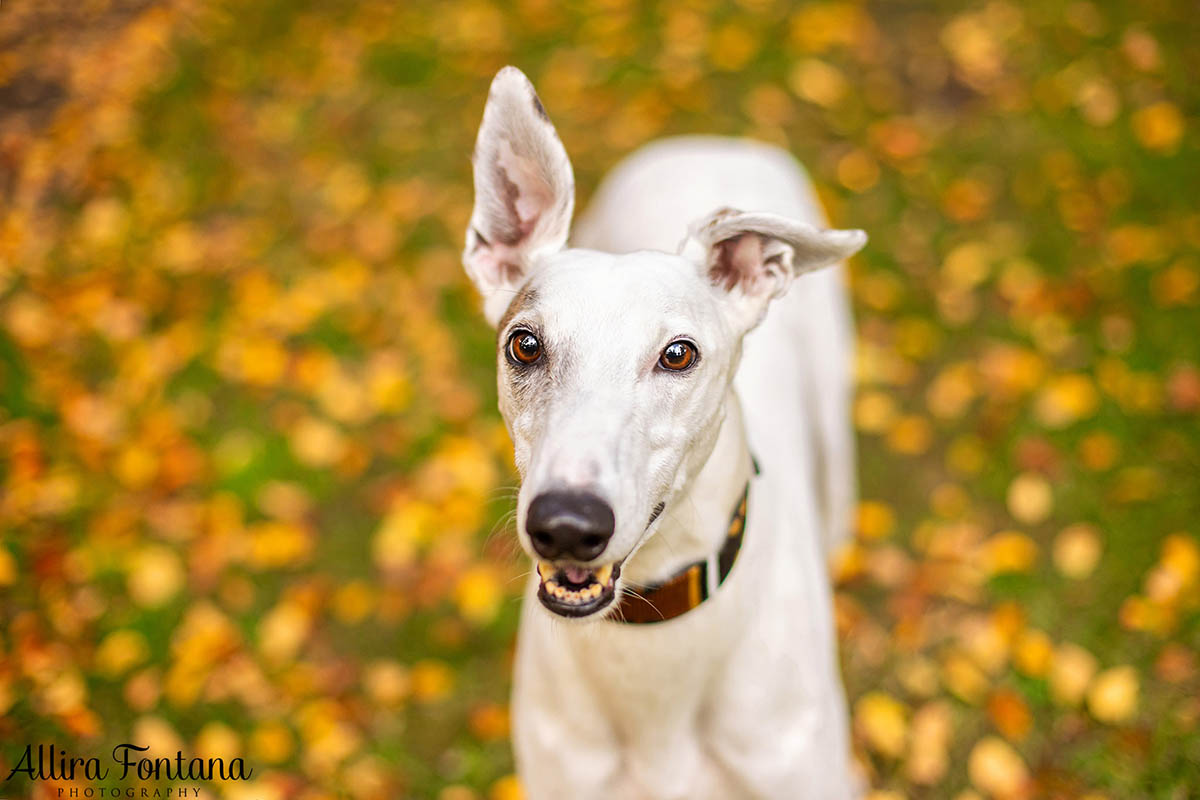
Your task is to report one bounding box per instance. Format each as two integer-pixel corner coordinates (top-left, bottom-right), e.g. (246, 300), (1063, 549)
(511, 604), (624, 799)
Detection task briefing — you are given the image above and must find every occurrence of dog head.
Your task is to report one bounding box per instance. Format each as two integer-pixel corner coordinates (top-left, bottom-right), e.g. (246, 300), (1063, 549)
(463, 67), (866, 619)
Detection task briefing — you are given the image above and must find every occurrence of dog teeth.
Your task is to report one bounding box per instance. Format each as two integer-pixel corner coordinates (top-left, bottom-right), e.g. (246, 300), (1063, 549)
(594, 564), (613, 586)
(537, 561), (554, 580)
(541, 570), (610, 606)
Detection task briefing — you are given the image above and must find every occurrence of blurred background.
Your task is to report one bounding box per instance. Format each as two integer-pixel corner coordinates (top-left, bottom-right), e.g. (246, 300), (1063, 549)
(1, 0), (1198, 798)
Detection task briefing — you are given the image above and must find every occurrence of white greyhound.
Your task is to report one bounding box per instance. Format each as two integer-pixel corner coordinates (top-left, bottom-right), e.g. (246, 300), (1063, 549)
(462, 66), (866, 799)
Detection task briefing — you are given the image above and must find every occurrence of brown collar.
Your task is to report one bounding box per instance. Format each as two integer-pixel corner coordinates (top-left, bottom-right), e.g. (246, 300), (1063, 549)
(613, 479), (751, 624)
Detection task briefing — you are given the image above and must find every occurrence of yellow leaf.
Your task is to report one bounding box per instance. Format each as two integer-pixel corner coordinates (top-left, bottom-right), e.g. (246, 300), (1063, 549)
(788, 3), (870, 53)
(224, 782), (284, 800)
(942, 650), (989, 705)
(332, 580), (376, 625)
(709, 23), (758, 71)
(115, 444), (159, 489)
(788, 59), (847, 107)
(943, 178), (994, 222)
(373, 501), (437, 571)
(927, 363), (978, 419)
(1161, 533), (1200, 588)
(968, 736), (1030, 799)
(1131, 101), (1184, 153)
(0, 547), (17, 586)
(0, 673), (12, 716)
(1053, 523), (1103, 579)
(290, 416), (347, 468)
(897, 656), (941, 699)
(856, 501), (897, 541)
(247, 521), (313, 569)
(249, 721), (295, 765)
(127, 545), (185, 608)
(1050, 642), (1098, 707)
(854, 691), (908, 758)
(455, 565), (503, 626)
(1078, 432), (1119, 471)
(1034, 374), (1099, 428)
(257, 602), (311, 664)
(490, 775), (524, 800)
(410, 659), (454, 703)
(886, 415), (933, 455)
(195, 721), (240, 759)
(907, 700), (952, 784)
(1006, 473), (1053, 524)
(855, 390), (898, 433)
(980, 345), (1044, 397)
(95, 629), (151, 678)
(132, 715), (184, 757)
(238, 335), (289, 386)
(943, 242), (993, 289)
(78, 197), (130, 247)
(1151, 260), (1199, 307)
(323, 163), (371, 214)
(1087, 665), (1139, 724)
(344, 755), (390, 799)
(837, 150), (880, 193)
(1013, 629), (1054, 678)
(981, 531), (1039, 575)
(41, 671), (88, 715)
(947, 434), (987, 475)
(857, 271), (904, 311)
(362, 660), (410, 708)
(959, 615), (1011, 674)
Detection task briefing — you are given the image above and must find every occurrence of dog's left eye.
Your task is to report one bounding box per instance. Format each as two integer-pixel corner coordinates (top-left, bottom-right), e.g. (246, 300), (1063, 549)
(659, 340), (698, 371)
(507, 330), (543, 365)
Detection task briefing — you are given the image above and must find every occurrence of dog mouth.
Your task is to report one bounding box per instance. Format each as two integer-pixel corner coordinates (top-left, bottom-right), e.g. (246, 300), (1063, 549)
(535, 560), (621, 618)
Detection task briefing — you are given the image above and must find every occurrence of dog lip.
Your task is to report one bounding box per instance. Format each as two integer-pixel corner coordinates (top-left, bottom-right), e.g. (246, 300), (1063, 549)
(535, 559), (623, 618)
(537, 584), (616, 617)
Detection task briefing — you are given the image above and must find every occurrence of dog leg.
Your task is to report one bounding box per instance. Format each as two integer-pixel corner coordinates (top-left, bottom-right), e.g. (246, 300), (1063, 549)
(511, 603), (623, 799)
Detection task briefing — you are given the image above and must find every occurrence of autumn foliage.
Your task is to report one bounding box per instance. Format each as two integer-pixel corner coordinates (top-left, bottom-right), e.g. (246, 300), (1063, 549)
(0, 0), (1197, 798)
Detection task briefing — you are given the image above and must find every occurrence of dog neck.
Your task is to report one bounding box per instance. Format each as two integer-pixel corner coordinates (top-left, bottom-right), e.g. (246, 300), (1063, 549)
(620, 389), (754, 588)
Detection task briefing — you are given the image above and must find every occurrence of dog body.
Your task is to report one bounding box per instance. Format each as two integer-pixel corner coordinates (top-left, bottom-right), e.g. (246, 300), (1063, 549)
(462, 69), (864, 799)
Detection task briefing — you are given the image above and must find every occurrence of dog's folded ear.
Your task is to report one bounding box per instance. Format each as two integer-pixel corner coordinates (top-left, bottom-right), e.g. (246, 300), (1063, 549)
(464, 67), (575, 325)
(685, 207), (867, 330)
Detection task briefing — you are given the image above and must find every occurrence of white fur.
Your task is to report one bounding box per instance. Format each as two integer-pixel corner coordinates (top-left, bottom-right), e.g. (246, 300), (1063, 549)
(463, 68), (864, 799)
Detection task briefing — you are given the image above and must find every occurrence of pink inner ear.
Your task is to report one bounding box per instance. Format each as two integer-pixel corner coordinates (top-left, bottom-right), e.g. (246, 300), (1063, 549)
(497, 139), (552, 238)
(711, 233), (764, 291)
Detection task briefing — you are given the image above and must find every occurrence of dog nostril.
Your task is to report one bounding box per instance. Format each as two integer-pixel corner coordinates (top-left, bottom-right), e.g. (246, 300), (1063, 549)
(581, 534), (605, 550)
(526, 490), (615, 561)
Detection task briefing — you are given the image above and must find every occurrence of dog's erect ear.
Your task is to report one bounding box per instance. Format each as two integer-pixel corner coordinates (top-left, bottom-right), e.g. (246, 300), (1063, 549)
(685, 207), (867, 331)
(464, 66), (575, 325)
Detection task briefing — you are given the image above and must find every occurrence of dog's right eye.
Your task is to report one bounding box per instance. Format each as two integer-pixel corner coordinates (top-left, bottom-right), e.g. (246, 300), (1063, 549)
(507, 330), (542, 365)
(659, 340), (698, 371)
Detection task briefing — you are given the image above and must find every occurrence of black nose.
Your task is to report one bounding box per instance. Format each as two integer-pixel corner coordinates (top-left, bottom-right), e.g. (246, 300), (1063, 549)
(525, 490), (615, 561)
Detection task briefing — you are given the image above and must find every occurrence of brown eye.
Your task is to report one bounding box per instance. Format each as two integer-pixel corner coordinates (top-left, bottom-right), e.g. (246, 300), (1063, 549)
(508, 330), (542, 365)
(659, 340), (697, 371)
